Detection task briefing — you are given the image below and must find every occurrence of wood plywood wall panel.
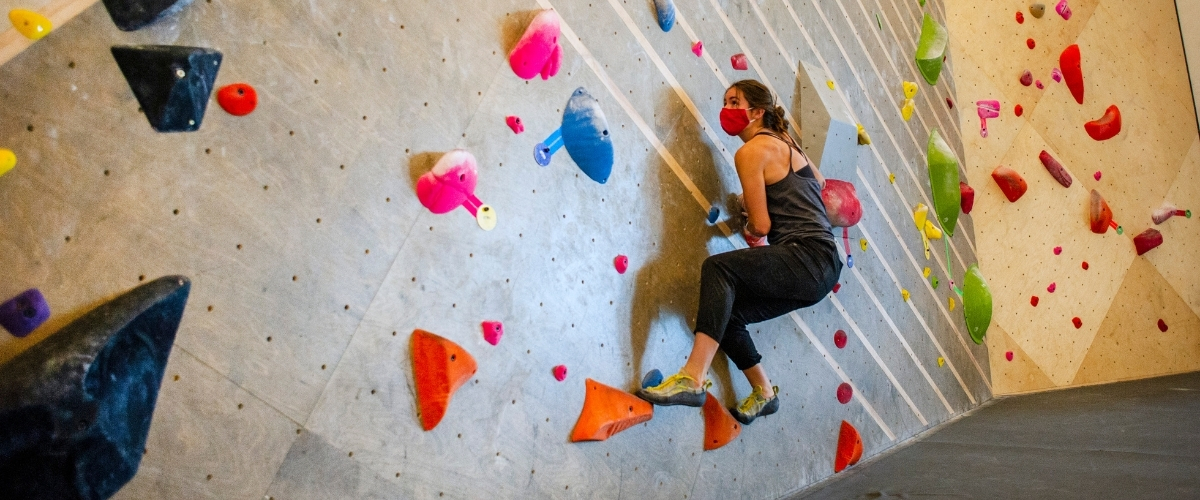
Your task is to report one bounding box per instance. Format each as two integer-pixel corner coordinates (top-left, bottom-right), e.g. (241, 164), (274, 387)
(1142, 138), (1200, 317)
(986, 323), (1055, 395)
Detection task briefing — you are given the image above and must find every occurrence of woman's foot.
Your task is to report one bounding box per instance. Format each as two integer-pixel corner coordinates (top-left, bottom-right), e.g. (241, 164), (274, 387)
(732, 385), (780, 425)
(635, 371), (709, 407)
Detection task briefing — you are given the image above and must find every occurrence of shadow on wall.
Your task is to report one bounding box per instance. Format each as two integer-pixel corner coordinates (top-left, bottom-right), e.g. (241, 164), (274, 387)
(406, 152), (442, 192)
(499, 10), (541, 56)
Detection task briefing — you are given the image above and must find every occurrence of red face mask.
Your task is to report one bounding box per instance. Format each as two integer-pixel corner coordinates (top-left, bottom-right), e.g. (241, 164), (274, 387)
(720, 107), (752, 136)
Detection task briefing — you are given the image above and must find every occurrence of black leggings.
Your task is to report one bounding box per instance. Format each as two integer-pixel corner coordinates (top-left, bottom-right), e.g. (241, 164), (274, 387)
(693, 237), (842, 370)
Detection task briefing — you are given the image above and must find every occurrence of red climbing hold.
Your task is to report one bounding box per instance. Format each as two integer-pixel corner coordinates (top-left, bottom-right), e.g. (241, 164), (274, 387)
(834, 421), (863, 473)
(411, 329), (478, 431)
(1047, 282), (1056, 293)
(614, 255), (629, 274)
(482, 321), (503, 345)
(1039, 150), (1073, 188)
(832, 283), (841, 293)
(1158, 319), (1169, 332)
(1027, 38), (1036, 49)
(1089, 190), (1114, 234)
(1016, 11), (1025, 23)
(216, 83), (257, 116)
(1031, 295), (1039, 307)
(1014, 104), (1024, 117)
(946, 97), (954, 109)
(506, 115), (524, 134)
(1060, 45), (1084, 104)
(553, 364), (568, 381)
(836, 383), (853, 404)
(702, 392), (741, 451)
(833, 329), (853, 350)
(1020, 70), (1033, 87)
(1084, 105), (1122, 141)
(570, 378), (654, 442)
(992, 166), (1028, 202)
(1093, 171), (1102, 181)
(731, 53), (748, 71)
(1006, 351), (1014, 361)
(1134, 228), (1163, 255)
(1054, 246), (1062, 255)
(1072, 317), (1082, 329)
(1081, 261), (1089, 270)
(960, 182), (975, 214)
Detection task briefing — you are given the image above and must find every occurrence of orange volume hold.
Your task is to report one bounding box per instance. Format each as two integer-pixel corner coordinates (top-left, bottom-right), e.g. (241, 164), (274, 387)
(411, 329), (477, 431)
(834, 420), (864, 473)
(570, 378), (653, 442)
(703, 393), (742, 451)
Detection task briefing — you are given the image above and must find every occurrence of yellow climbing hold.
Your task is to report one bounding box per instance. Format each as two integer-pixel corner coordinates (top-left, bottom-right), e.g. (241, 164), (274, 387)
(901, 289), (910, 302)
(9, 9), (52, 40)
(857, 124), (871, 145)
(0, 149), (15, 178)
(827, 80), (836, 90)
(902, 81), (918, 99)
(859, 238), (868, 252)
(888, 173), (896, 184)
(937, 357), (945, 367)
(949, 297), (956, 311)
(901, 99), (915, 121)
(923, 267), (931, 278)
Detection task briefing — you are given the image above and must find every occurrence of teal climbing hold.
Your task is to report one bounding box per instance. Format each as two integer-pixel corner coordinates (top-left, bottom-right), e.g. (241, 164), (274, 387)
(964, 264), (993, 345)
(915, 14), (948, 86)
(926, 129), (961, 237)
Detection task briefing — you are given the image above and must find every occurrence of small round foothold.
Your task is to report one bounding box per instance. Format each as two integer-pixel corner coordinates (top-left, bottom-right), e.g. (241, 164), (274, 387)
(1031, 296), (1039, 307)
(1072, 317), (1082, 329)
(923, 267), (931, 278)
(706, 205), (720, 224)
(476, 205), (497, 231)
(888, 173), (896, 184)
(937, 357), (945, 367)
(1020, 70), (1033, 86)
(1081, 261), (1089, 270)
(832, 283), (841, 293)
(691, 41), (703, 57)
(506, 115), (524, 134)
(1015, 104), (1024, 117)
(1158, 319), (1168, 332)
(846, 255), (854, 268)
(931, 277), (939, 289)
(9, 9), (52, 40)
(859, 239), (868, 252)
(946, 97), (954, 109)
(0, 148), (16, 177)
(1054, 246), (1062, 255)
(217, 83), (258, 116)
(836, 383), (852, 404)
(949, 297), (956, 311)
(1051, 68), (1063, 83)
(1047, 282), (1056, 293)
(1027, 38), (1036, 49)
(1035, 80), (1044, 89)
(1016, 11), (1025, 23)
(482, 321), (504, 345)
(826, 80), (835, 90)
(901, 289), (910, 302)
(1094, 171), (1102, 181)
(1006, 351), (1014, 361)
(614, 255), (629, 274)
(833, 329), (847, 349)
(553, 365), (567, 381)
(641, 369), (664, 388)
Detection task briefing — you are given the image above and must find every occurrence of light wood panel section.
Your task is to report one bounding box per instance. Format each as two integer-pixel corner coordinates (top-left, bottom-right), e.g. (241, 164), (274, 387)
(1143, 138), (1200, 318)
(986, 324), (1055, 395)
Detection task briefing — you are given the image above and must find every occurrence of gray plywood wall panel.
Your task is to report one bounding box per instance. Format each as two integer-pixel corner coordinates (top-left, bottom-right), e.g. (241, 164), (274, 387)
(0, 0), (985, 498)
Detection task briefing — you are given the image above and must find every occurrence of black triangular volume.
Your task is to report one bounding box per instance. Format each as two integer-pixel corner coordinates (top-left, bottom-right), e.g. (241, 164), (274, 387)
(102, 0), (191, 31)
(111, 45), (222, 133)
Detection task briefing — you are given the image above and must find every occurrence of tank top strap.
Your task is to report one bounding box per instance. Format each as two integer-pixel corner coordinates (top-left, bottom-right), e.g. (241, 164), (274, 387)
(753, 130), (813, 177)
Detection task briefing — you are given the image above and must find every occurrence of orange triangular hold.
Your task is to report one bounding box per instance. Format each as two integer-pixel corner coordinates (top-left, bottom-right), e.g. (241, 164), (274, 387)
(834, 420), (863, 473)
(702, 392), (741, 451)
(570, 378), (653, 442)
(411, 329), (477, 431)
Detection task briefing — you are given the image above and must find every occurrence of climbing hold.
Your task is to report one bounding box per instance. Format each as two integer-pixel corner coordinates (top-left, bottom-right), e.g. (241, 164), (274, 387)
(823, 180), (863, 228)
(960, 182), (975, 214)
(901, 99), (915, 121)
(859, 239), (868, 252)
(876, 13), (882, 29)
(1047, 282), (1057, 293)
(641, 369), (664, 389)
(832, 283), (841, 294)
(1039, 150), (1073, 188)
(1133, 228), (1163, 256)
(482, 321), (503, 345)
(1084, 105), (1122, 141)
(1081, 261), (1089, 270)
(1015, 104), (1024, 117)
(834, 329), (847, 348)
(553, 364), (568, 382)
(707, 205), (721, 224)
(1060, 45), (1084, 104)
(1035, 80), (1044, 90)
(1015, 11), (1025, 24)
(946, 97), (954, 109)
(101, 0), (189, 31)
(836, 383), (853, 404)
(9, 9), (52, 40)
(1072, 317), (1082, 329)
(949, 297), (956, 311)
(654, 0), (676, 32)
(1089, 189), (1115, 234)
(1055, 0), (1072, 20)
(901, 289), (910, 302)
(509, 10), (562, 80)
(827, 80), (836, 90)
(888, 173), (896, 184)
(834, 421), (863, 473)
(612, 254), (630, 274)
(411, 329), (477, 431)
(0, 149), (15, 178)
(1051, 68), (1063, 83)
(216, 83), (257, 116)
(931, 276), (939, 288)
(0, 289), (50, 337)
(976, 100), (1000, 137)
(1094, 171), (1102, 181)
(915, 13), (948, 85)
(731, 53), (748, 71)
(1030, 3), (1045, 18)
(964, 264), (993, 344)
(702, 392), (741, 451)
(1031, 295), (1039, 307)
(902, 81), (918, 100)
(570, 378), (654, 442)
(691, 41), (703, 57)
(417, 150), (496, 230)
(913, 203), (943, 259)
(937, 357), (945, 367)
(506, 115), (524, 134)
(857, 124), (872, 145)
(112, 45), (223, 132)
(1020, 70), (1033, 87)
(927, 129), (961, 236)
(1158, 319), (1168, 332)
(1054, 246), (1062, 255)
(1027, 38), (1036, 49)
(1006, 351), (1014, 361)
(1152, 203), (1192, 224)
(535, 88), (614, 184)
(991, 166), (1028, 202)
(923, 267), (931, 278)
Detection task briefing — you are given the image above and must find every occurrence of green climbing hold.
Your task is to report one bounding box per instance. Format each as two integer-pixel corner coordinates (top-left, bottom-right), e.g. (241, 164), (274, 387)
(915, 13), (948, 86)
(964, 264), (992, 345)
(926, 129), (961, 238)
(919, 0), (926, 6)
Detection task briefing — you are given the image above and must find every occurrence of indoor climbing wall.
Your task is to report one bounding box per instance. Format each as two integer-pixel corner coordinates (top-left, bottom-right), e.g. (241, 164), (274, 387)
(945, 0), (1200, 394)
(0, 0), (987, 498)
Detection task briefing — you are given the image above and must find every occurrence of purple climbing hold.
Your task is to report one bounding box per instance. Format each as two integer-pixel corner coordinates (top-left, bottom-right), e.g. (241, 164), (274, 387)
(0, 289), (50, 337)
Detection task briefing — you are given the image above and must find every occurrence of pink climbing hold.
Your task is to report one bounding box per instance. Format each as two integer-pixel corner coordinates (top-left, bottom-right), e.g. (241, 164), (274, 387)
(482, 321), (504, 345)
(416, 150), (488, 218)
(1133, 228), (1163, 255)
(1006, 351), (1014, 361)
(1035, 80), (1044, 90)
(1030, 295), (1039, 307)
(553, 364), (568, 381)
(508, 10), (563, 80)
(1072, 317), (1082, 329)
(1152, 203), (1191, 225)
(1082, 261), (1089, 270)
(836, 383), (853, 404)
(731, 53), (748, 71)
(1056, 0), (1072, 20)
(1054, 246), (1062, 255)
(1047, 282), (1057, 293)
(692, 41), (704, 57)
(1020, 70), (1033, 87)
(1158, 319), (1168, 332)
(614, 255), (629, 274)
(834, 329), (848, 349)
(506, 115), (524, 134)
(977, 100), (1000, 137)
(1094, 171), (1102, 181)
(1051, 68), (1063, 83)
(1027, 38), (1036, 49)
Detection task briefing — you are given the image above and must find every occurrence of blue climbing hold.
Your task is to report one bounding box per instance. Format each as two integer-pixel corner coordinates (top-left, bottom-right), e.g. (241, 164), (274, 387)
(0, 289), (50, 338)
(846, 255), (854, 268)
(654, 0), (676, 32)
(707, 205), (720, 224)
(535, 87), (614, 184)
(641, 369), (664, 389)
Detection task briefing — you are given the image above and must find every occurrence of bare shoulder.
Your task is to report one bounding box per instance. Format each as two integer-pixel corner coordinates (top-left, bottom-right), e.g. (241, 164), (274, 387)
(734, 136), (774, 169)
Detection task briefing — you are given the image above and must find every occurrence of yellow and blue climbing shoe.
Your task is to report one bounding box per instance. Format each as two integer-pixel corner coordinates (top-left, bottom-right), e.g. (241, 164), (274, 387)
(732, 385), (780, 425)
(636, 371), (709, 407)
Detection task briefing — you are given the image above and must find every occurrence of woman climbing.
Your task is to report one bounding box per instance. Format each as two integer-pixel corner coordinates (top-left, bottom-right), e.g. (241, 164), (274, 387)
(636, 80), (842, 424)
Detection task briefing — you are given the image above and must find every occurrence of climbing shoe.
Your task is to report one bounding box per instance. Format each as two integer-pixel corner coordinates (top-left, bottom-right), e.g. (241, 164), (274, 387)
(635, 371), (709, 407)
(732, 385), (780, 425)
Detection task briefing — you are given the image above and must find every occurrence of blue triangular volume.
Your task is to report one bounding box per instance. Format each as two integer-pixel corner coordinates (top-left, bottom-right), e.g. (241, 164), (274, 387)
(102, 0), (191, 31)
(112, 45), (222, 133)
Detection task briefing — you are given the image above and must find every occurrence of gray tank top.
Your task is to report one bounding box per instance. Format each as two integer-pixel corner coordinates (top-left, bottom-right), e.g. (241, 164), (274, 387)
(754, 131), (835, 247)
